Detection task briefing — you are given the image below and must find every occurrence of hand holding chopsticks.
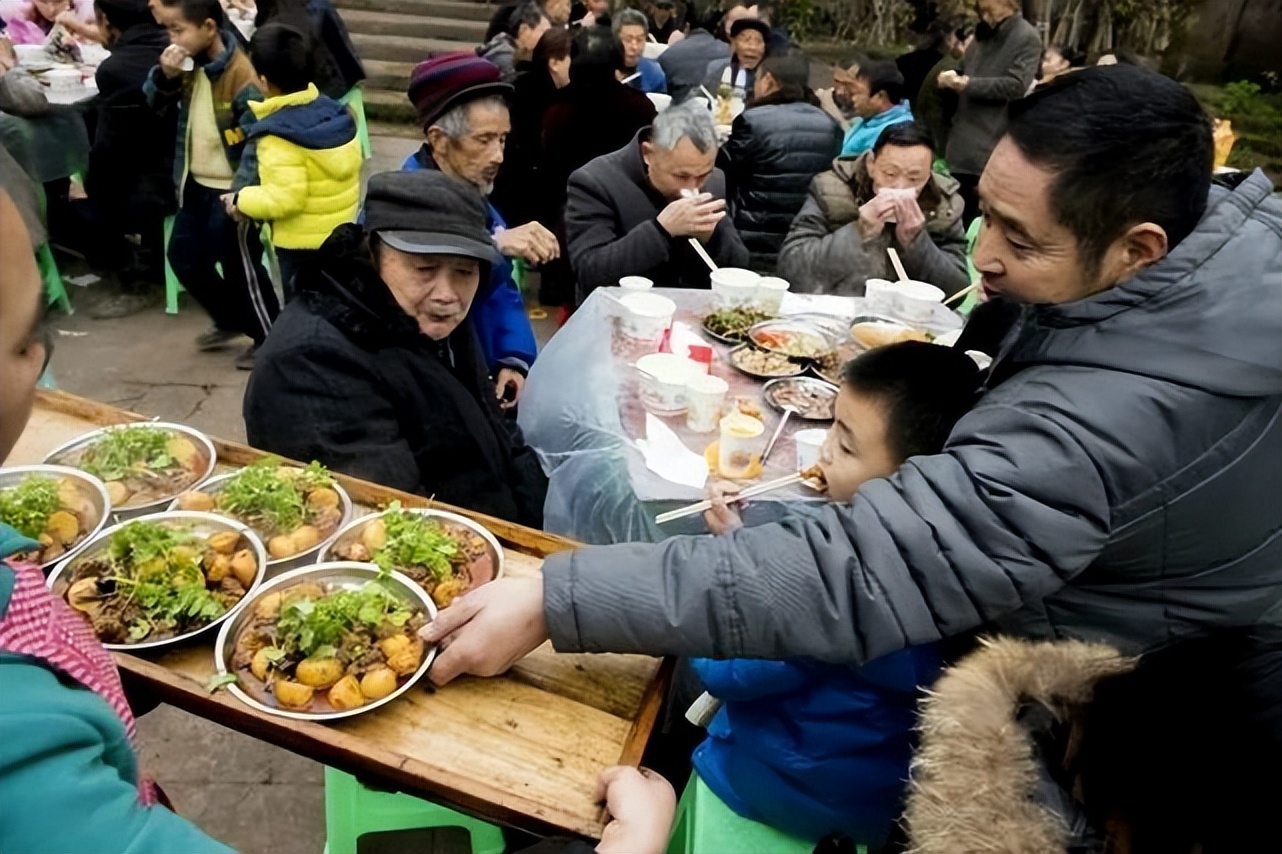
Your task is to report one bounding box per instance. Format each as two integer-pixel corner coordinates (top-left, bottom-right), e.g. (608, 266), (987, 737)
(655, 472), (805, 525)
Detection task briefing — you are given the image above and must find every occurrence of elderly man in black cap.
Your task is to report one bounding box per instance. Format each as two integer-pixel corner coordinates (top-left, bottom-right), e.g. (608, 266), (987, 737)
(244, 170), (549, 528)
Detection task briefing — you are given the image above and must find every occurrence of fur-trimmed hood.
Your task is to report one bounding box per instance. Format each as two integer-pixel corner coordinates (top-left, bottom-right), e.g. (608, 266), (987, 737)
(904, 637), (1136, 854)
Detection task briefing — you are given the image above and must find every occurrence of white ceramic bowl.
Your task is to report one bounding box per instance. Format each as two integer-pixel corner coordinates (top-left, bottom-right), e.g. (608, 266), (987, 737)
(890, 280), (944, 324)
(618, 292), (676, 342)
(636, 353), (702, 413)
(618, 275), (654, 291)
(710, 267), (760, 308)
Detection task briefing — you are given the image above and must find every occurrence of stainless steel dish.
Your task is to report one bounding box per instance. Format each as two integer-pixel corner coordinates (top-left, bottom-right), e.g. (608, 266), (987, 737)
(319, 507), (506, 593)
(762, 377), (840, 422)
(213, 562), (438, 722)
(746, 319), (836, 361)
(784, 313), (851, 343)
(167, 468), (354, 571)
(45, 510), (268, 651)
(42, 422), (217, 518)
(728, 343), (807, 380)
(0, 464), (112, 572)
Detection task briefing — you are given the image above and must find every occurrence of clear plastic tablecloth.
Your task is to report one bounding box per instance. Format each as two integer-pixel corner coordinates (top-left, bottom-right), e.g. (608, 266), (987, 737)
(520, 288), (962, 545)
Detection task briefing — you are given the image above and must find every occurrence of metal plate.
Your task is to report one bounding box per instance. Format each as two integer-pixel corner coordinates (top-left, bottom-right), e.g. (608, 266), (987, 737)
(0, 464), (112, 572)
(746, 320), (836, 361)
(701, 307), (778, 345)
(728, 344), (807, 379)
(167, 469), (354, 570)
(319, 507), (506, 587)
(762, 377), (841, 422)
(784, 313), (851, 343)
(45, 511), (268, 651)
(213, 562), (438, 722)
(43, 422), (217, 518)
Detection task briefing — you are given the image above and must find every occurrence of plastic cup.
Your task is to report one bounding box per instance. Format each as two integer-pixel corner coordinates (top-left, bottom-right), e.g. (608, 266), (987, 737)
(710, 268), (760, 308)
(619, 275), (653, 291)
(755, 277), (790, 314)
(863, 278), (897, 315)
(637, 352), (700, 413)
(718, 412), (765, 478)
(686, 374), (729, 433)
(617, 292), (676, 346)
(890, 280), (945, 325)
(794, 428), (827, 471)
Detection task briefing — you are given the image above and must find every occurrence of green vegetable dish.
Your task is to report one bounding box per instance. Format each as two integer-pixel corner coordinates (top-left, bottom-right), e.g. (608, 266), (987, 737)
(230, 577), (429, 714)
(52, 519), (260, 645)
(176, 458), (344, 561)
(703, 307), (776, 342)
(331, 503), (499, 609)
(50, 425), (211, 509)
(0, 473), (100, 565)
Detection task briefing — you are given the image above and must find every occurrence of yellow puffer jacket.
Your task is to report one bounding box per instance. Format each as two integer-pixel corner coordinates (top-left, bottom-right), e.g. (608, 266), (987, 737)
(236, 84), (361, 250)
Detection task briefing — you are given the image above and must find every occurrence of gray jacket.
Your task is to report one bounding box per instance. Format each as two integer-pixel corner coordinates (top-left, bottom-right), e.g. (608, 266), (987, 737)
(656, 29), (728, 103)
(543, 170), (1282, 665)
(566, 128), (749, 301)
(476, 33), (517, 83)
(0, 68), (49, 117)
(778, 153), (968, 295)
(945, 13), (1040, 176)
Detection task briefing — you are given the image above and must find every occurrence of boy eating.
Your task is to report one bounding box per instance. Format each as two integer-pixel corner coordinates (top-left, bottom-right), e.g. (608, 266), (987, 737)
(697, 341), (982, 846)
(222, 23), (361, 299)
(144, 0), (277, 369)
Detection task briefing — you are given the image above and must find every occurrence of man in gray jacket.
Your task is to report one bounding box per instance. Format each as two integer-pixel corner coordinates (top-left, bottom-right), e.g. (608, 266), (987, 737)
(424, 68), (1281, 696)
(779, 121), (967, 296)
(937, 0), (1040, 221)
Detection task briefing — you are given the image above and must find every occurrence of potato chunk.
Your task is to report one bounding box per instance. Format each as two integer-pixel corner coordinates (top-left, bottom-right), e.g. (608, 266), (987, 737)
(306, 488), (340, 510)
(289, 525), (320, 554)
(327, 675), (365, 711)
(230, 549), (258, 588)
(251, 647), (277, 681)
(377, 634), (410, 659)
(295, 657), (344, 689)
(268, 535), (298, 560)
(105, 480), (130, 506)
(206, 553), (232, 583)
(360, 518), (387, 552)
(177, 490), (216, 512)
(207, 530), (240, 555)
(273, 679), (315, 708)
(385, 637), (425, 676)
(167, 436), (202, 468)
(45, 510), (80, 545)
(360, 668), (399, 701)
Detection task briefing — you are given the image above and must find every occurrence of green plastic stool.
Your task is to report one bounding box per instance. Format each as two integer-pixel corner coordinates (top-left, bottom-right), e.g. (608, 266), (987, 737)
(163, 214), (183, 314)
(323, 767), (505, 854)
(667, 773), (850, 854)
(339, 86), (373, 161)
(37, 243), (73, 314)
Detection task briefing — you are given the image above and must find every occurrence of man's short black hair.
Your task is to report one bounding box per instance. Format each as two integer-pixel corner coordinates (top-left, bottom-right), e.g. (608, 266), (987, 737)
(506, 1), (546, 37)
(873, 121), (936, 155)
(842, 341), (981, 462)
(1005, 64), (1212, 269)
(249, 23), (313, 93)
(157, 0), (225, 28)
(757, 48), (809, 100)
(856, 60), (905, 104)
(94, 0), (154, 31)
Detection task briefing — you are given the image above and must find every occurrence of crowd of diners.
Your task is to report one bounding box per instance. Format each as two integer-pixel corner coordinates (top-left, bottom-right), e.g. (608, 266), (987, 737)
(1, 0), (1280, 850)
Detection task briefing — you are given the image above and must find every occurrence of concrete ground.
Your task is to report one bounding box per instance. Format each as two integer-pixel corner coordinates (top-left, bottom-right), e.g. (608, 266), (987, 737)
(41, 133), (542, 854)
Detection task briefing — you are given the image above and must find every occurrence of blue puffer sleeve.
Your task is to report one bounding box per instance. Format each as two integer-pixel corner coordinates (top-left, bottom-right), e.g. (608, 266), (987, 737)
(691, 657), (810, 701)
(472, 273), (538, 372)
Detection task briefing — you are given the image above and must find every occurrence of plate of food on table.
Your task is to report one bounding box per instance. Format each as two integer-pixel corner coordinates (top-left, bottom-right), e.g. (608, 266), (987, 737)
(0, 464), (111, 570)
(762, 377), (840, 422)
(215, 562), (436, 721)
(702, 306), (777, 344)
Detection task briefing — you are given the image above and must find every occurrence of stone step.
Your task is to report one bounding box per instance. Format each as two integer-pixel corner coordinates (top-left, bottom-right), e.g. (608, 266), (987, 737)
(362, 58), (418, 92)
(338, 8), (488, 42)
(368, 119), (423, 139)
(334, 0), (495, 22)
(362, 87), (419, 123)
(350, 31), (476, 64)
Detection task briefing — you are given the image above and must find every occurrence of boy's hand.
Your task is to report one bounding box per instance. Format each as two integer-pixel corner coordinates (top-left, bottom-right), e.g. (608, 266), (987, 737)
(219, 193), (243, 222)
(595, 766), (676, 854)
(159, 44), (190, 79)
(704, 480), (744, 535)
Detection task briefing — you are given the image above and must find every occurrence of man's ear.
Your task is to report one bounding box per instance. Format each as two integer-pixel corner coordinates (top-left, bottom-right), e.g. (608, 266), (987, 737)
(640, 140), (654, 168)
(425, 125), (449, 154)
(1105, 222), (1169, 284)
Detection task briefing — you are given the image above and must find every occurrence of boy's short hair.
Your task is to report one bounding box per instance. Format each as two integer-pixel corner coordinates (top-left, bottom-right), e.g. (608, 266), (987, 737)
(94, 0), (154, 32)
(249, 23), (313, 93)
(856, 59), (906, 104)
(842, 341), (981, 462)
(157, 0), (225, 29)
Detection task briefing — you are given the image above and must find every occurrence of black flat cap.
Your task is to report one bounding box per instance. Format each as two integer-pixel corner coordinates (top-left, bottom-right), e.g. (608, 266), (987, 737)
(364, 171), (501, 264)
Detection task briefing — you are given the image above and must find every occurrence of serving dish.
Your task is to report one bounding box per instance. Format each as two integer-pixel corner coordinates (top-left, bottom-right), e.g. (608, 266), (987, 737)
(0, 464), (111, 571)
(762, 377), (840, 422)
(746, 319), (835, 361)
(728, 344), (807, 379)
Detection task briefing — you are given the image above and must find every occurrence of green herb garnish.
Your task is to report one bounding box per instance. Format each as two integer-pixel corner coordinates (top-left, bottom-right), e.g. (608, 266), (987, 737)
(78, 427), (175, 481)
(371, 502), (458, 582)
(103, 520), (227, 639)
(0, 475), (62, 539)
(206, 672), (239, 693)
(218, 457), (333, 534)
(274, 580), (413, 658)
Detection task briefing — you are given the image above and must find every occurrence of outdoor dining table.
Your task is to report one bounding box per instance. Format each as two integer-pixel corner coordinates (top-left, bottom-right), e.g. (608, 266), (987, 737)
(9, 390), (671, 840)
(518, 287), (964, 545)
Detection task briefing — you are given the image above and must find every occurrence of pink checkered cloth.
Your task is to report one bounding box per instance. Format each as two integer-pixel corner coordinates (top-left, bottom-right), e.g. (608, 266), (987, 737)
(0, 560), (159, 806)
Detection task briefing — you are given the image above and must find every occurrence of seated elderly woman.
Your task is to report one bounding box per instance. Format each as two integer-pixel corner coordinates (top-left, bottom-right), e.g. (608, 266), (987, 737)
(243, 170), (548, 528)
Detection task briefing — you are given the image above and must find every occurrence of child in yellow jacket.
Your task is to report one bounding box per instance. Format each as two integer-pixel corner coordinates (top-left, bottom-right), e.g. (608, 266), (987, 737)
(223, 23), (361, 298)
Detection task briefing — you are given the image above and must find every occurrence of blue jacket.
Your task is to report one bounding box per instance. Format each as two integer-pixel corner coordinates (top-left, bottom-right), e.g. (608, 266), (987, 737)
(840, 101), (915, 157)
(690, 644), (941, 845)
(401, 146), (538, 373)
(623, 57), (667, 95)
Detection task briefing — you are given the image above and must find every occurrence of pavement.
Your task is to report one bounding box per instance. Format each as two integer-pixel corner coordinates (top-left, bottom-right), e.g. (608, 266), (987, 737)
(39, 133), (528, 854)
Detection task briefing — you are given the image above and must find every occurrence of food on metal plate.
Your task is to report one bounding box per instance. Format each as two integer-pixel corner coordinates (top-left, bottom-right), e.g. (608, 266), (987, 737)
(0, 474), (98, 565)
(177, 459), (344, 561)
(52, 519), (258, 645)
(851, 321), (933, 350)
(767, 380), (838, 420)
(703, 306), (775, 341)
(230, 578), (428, 714)
(731, 346), (805, 378)
(331, 503), (496, 609)
(50, 425), (209, 508)
(750, 328), (832, 359)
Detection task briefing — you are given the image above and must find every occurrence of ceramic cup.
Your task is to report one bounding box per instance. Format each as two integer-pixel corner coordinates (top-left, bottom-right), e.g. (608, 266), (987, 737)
(890, 280), (945, 325)
(710, 267), (759, 309)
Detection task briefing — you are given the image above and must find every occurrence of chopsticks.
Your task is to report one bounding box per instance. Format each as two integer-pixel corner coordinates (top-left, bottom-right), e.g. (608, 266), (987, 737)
(654, 472), (805, 525)
(689, 238), (718, 273)
(943, 282), (981, 307)
(886, 247), (909, 282)
(620, 71), (642, 84)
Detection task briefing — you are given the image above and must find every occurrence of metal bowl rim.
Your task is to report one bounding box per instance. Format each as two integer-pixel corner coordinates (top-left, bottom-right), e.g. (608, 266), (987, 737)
(44, 510), (269, 651)
(745, 319), (838, 360)
(317, 506), (506, 580)
(727, 343), (807, 379)
(0, 464), (113, 571)
(166, 468), (354, 567)
(213, 561), (439, 722)
(761, 376), (841, 422)
(41, 422), (219, 513)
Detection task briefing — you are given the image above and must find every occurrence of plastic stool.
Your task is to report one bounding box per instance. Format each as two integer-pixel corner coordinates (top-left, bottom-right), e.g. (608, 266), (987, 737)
(666, 773), (831, 854)
(37, 243), (73, 314)
(340, 86), (372, 161)
(323, 767), (505, 854)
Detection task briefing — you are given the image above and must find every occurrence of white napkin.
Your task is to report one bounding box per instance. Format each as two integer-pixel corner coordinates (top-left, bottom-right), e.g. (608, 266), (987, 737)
(637, 413), (709, 489)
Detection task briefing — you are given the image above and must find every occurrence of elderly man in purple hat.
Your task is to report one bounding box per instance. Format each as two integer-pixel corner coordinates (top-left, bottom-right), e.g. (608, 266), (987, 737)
(401, 52), (557, 408)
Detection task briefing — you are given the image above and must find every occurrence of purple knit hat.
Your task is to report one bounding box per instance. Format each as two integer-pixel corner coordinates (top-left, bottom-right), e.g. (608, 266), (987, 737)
(407, 52), (514, 130)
